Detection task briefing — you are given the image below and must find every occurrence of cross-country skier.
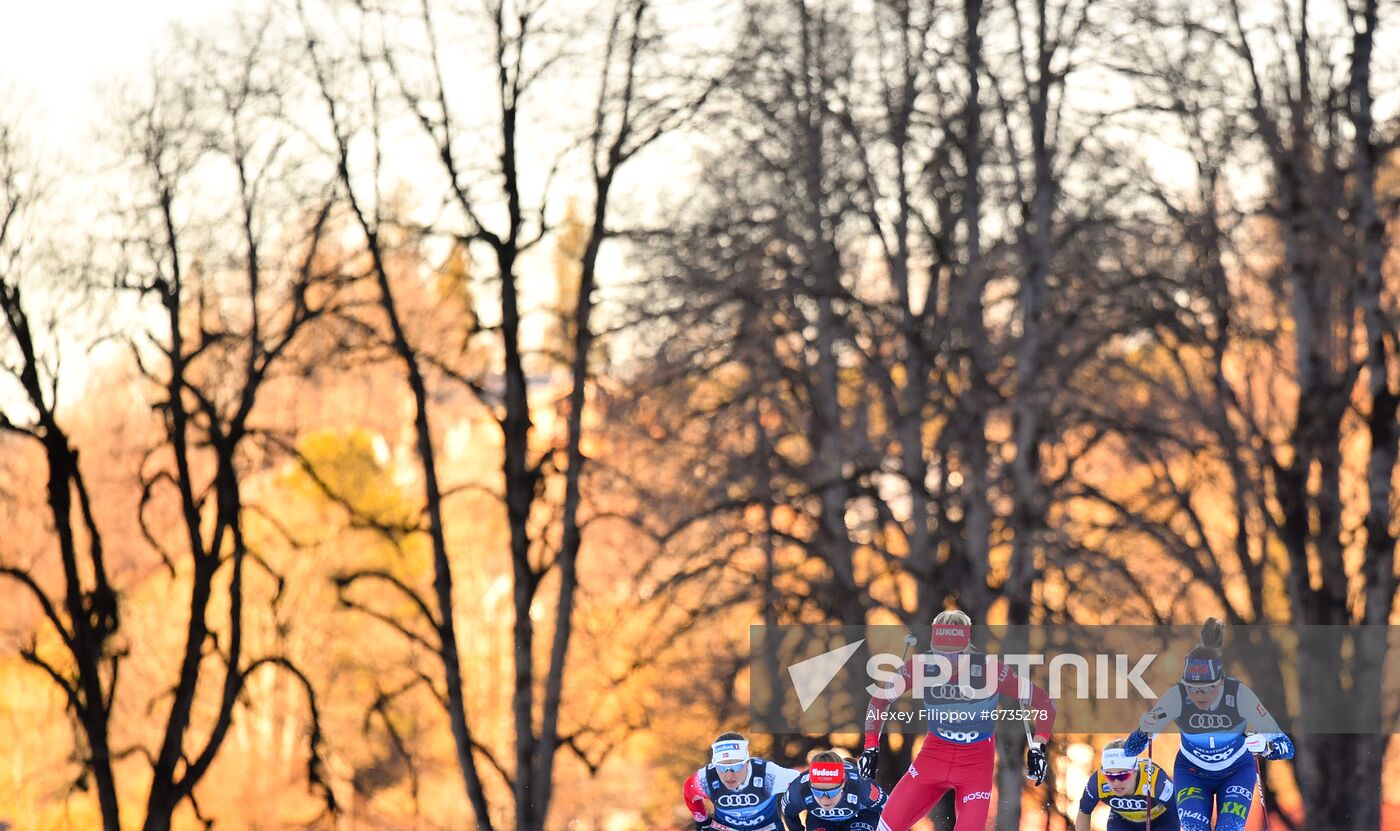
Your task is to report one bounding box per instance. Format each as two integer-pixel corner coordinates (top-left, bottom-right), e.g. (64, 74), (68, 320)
(1123, 618), (1294, 831)
(1076, 739), (1178, 831)
(781, 751), (887, 831)
(860, 610), (1057, 831)
(684, 732), (801, 831)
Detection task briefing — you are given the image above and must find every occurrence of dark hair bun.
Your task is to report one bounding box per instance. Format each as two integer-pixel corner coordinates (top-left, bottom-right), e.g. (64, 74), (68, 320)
(1200, 617), (1224, 649)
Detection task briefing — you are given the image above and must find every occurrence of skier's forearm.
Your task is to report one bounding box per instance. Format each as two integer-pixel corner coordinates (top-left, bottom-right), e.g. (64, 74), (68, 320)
(1123, 730), (1149, 756)
(683, 772), (710, 823)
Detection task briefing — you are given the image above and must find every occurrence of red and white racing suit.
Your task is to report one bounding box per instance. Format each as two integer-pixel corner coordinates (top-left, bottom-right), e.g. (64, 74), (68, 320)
(866, 653), (1055, 831)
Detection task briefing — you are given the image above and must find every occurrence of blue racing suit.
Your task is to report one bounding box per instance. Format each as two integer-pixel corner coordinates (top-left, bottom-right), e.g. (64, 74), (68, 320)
(1125, 678), (1294, 831)
(781, 765), (886, 831)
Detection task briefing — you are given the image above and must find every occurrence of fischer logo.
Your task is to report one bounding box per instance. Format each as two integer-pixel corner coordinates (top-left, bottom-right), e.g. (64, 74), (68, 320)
(1187, 713), (1236, 729)
(716, 793), (763, 808)
(962, 791), (991, 803)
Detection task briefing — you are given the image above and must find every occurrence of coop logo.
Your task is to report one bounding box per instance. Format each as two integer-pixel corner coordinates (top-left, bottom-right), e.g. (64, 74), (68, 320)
(722, 816), (774, 831)
(1191, 746), (1237, 763)
(715, 793), (763, 808)
(1187, 713), (1236, 729)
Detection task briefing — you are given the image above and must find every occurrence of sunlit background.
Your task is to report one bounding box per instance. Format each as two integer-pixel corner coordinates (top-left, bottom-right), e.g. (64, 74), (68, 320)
(2, 0), (1399, 829)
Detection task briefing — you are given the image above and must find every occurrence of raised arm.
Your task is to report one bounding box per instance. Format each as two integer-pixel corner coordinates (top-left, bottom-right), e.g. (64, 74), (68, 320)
(995, 662), (1057, 742)
(862, 658), (915, 749)
(1124, 686), (1182, 755)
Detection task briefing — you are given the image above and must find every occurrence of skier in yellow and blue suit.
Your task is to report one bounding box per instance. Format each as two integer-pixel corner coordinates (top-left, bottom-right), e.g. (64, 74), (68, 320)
(1076, 740), (1177, 830)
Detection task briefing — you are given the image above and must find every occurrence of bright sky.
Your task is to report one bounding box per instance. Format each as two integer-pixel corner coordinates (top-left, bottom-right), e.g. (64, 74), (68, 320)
(1, 0), (238, 153)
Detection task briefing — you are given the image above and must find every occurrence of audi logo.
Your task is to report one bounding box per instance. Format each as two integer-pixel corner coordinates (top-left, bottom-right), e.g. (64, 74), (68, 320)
(923, 686), (976, 701)
(716, 794), (763, 808)
(1187, 713), (1238, 729)
(1108, 797), (1147, 811)
(811, 807), (854, 819)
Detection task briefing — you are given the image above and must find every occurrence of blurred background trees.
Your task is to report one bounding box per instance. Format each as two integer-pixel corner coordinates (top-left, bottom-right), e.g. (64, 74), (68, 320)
(1, 0), (1398, 828)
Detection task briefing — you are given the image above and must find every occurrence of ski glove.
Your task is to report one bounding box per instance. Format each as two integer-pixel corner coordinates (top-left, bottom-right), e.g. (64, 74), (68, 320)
(857, 747), (879, 779)
(1245, 733), (1294, 760)
(1025, 741), (1047, 785)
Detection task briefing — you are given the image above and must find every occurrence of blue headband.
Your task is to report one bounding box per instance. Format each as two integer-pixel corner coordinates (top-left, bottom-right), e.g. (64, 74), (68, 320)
(1183, 657), (1222, 683)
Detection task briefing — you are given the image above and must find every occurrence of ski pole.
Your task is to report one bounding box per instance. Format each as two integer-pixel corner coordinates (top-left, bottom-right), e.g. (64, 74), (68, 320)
(1144, 737), (1154, 831)
(873, 633), (918, 743)
(1021, 713), (1044, 786)
(1254, 754), (1271, 831)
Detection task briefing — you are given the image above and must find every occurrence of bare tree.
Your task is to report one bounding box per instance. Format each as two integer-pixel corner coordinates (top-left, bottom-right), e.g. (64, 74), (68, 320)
(1079, 0), (1400, 825)
(0, 26), (343, 830)
(0, 115), (123, 831)
(298, 0), (712, 827)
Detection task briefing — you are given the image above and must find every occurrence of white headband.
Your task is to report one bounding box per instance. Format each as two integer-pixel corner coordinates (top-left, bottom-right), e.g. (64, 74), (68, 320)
(711, 739), (750, 766)
(1101, 748), (1135, 772)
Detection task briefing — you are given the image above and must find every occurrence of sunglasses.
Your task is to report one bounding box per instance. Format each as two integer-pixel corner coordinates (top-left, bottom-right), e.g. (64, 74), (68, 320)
(1183, 681), (1222, 693)
(1103, 769), (1134, 782)
(812, 785), (844, 798)
(715, 762), (747, 774)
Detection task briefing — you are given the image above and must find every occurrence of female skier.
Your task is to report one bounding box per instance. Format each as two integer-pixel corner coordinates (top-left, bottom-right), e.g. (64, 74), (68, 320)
(1076, 739), (1177, 831)
(1123, 618), (1294, 831)
(860, 610), (1056, 831)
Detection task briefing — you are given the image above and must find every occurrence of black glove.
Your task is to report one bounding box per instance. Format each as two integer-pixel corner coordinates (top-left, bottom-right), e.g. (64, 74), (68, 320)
(856, 747), (879, 779)
(1025, 741), (1047, 785)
